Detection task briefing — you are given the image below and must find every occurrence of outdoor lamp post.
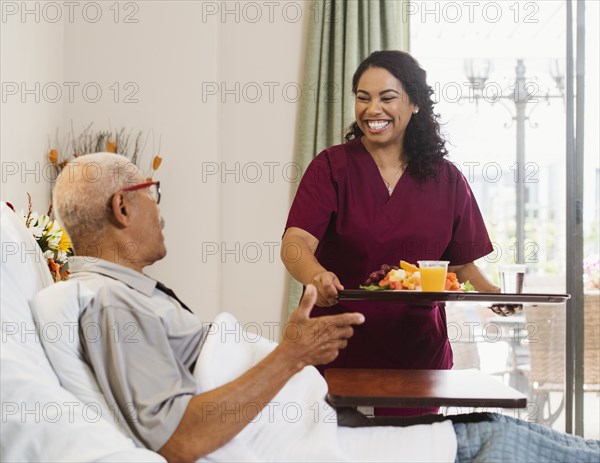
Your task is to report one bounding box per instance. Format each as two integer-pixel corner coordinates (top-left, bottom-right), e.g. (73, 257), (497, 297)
(464, 59), (565, 264)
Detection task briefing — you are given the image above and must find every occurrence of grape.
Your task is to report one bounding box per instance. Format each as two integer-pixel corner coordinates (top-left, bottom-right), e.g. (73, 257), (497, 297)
(363, 264), (398, 287)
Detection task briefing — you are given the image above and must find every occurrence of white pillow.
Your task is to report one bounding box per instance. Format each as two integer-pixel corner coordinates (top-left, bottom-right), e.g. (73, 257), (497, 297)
(0, 202), (55, 370)
(194, 313), (275, 462)
(1, 333), (162, 462)
(194, 312), (278, 392)
(195, 313), (348, 462)
(0, 203), (165, 462)
(30, 279), (131, 435)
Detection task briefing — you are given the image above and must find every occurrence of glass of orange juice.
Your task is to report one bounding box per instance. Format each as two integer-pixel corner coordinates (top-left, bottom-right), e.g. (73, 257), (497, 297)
(417, 261), (449, 292)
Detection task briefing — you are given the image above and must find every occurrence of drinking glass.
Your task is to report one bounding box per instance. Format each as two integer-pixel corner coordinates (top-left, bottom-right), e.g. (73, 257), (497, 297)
(418, 261), (449, 292)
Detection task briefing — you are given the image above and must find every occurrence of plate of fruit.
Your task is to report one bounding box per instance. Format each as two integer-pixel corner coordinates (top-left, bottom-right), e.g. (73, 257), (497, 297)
(359, 260), (475, 292)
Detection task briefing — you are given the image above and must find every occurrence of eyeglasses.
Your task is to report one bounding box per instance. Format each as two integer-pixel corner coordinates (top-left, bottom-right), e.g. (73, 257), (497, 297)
(119, 181), (161, 204)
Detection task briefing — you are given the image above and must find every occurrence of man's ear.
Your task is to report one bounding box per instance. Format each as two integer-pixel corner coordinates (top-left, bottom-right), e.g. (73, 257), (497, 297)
(109, 191), (132, 228)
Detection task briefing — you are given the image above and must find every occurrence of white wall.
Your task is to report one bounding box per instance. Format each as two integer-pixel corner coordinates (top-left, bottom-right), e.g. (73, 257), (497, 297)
(1, 1), (308, 334)
(1, 6), (64, 213)
(61, 1), (224, 320)
(219, 5), (307, 332)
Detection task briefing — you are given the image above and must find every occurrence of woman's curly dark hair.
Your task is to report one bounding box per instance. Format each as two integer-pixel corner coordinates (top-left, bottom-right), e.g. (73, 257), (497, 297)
(345, 50), (448, 182)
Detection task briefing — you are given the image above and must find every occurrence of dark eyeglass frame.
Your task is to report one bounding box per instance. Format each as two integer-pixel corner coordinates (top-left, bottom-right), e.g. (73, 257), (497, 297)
(119, 181), (161, 204)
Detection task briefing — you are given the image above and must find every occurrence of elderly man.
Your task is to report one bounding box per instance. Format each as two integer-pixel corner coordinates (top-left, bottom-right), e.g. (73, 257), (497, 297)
(51, 153), (366, 461)
(49, 153), (598, 463)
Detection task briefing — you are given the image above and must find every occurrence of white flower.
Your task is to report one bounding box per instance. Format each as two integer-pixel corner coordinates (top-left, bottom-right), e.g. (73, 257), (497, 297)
(20, 198), (73, 282)
(30, 226), (45, 239)
(56, 250), (68, 264)
(45, 227), (62, 250)
(25, 212), (49, 239)
(34, 213), (50, 229)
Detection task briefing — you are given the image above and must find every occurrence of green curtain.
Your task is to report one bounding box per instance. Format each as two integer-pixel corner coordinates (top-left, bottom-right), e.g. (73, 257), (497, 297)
(287, 0), (408, 312)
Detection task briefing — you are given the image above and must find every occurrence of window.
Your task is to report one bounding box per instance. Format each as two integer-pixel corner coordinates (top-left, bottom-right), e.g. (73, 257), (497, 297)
(410, 1), (598, 438)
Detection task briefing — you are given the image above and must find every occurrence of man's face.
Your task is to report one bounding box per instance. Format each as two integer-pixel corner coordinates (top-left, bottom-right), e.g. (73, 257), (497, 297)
(126, 177), (167, 267)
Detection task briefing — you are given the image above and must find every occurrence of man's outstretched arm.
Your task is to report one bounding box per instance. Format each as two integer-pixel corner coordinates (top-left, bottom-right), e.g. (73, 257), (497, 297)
(158, 285), (364, 462)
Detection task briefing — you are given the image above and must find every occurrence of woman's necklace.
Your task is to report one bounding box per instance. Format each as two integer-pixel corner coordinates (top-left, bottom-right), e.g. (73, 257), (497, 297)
(381, 164), (404, 195)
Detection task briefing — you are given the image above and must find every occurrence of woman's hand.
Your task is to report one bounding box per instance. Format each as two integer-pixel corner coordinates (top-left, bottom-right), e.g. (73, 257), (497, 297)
(450, 262), (523, 317)
(489, 304), (523, 317)
(310, 271), (344, 306)
(280, 228), (344, 306)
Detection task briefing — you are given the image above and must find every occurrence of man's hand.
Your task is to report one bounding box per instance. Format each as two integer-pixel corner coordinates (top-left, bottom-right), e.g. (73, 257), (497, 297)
(282, 285), (364, 369)
(310, 271), (344, 306)
(159, 285), (363, 462)
(489, 304), (523, 316)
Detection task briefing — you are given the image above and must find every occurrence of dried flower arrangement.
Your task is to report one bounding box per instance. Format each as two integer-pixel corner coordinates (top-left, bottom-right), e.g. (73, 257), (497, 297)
(47, 123), (163, 180)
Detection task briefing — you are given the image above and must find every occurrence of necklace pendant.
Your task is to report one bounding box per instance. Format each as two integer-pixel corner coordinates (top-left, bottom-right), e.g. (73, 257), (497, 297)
(387, 184), (393, 195)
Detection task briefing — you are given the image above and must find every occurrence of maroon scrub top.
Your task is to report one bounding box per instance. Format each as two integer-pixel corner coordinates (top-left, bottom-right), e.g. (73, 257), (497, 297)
(285, 137), (493, 374)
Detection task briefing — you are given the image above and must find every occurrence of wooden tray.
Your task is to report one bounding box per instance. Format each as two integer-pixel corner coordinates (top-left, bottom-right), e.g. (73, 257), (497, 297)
(338, 290), (570, 305)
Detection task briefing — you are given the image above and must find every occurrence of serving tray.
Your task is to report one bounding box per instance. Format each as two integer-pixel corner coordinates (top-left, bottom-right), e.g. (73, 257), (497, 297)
(338, 290), (570, 305)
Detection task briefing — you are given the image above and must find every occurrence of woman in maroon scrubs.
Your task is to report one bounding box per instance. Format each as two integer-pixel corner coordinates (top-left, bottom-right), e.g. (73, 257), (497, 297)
(282, 50), (507, 416)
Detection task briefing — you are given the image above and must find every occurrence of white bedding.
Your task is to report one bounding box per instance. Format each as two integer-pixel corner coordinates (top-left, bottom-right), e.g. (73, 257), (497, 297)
(0, 202), (164, 462)
(4, 198), (457, 462)
(195, 313), (458, 462)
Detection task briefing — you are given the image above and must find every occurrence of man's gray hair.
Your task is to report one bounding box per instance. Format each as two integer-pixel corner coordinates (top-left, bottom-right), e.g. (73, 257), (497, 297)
(53, 153), (141, 249)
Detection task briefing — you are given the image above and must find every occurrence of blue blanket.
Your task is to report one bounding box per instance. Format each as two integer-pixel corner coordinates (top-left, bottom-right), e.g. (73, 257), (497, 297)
(454, 413), (599, 463)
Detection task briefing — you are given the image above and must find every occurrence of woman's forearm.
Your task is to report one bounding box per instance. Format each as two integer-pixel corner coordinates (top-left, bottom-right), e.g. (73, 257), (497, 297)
(281, 227), (327, 285)
(449, 262), (500, 293)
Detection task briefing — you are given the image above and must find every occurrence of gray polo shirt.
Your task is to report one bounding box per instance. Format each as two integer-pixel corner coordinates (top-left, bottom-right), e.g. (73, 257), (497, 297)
(70, 257), (208, 451)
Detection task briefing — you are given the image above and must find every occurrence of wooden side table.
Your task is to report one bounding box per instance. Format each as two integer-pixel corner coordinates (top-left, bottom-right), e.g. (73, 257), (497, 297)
(325, 368), (528, 409)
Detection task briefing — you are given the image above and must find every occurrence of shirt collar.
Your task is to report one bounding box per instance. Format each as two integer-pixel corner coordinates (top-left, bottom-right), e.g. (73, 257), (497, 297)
(69, 256), (157, 297)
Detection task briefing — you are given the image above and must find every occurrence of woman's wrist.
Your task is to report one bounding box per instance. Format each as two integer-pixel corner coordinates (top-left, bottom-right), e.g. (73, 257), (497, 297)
(307, 268), (328, 286)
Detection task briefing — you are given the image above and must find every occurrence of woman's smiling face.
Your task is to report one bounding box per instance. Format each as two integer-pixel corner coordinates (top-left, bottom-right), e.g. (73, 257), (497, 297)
(354, 66), (418, 150)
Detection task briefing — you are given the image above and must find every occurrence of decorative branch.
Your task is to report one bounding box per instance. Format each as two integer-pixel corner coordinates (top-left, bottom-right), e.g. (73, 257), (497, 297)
(47, 124), (164, 180)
